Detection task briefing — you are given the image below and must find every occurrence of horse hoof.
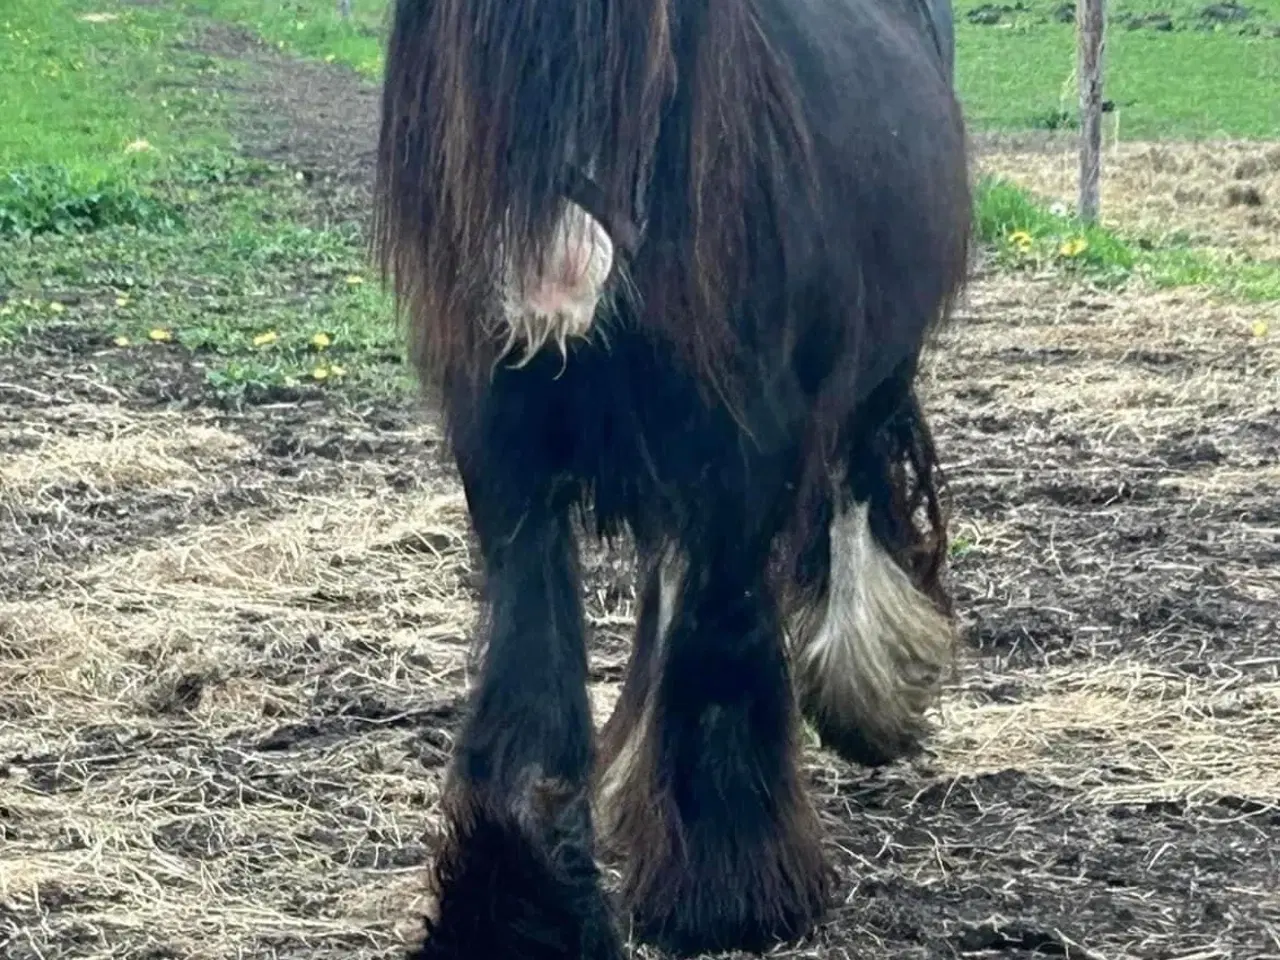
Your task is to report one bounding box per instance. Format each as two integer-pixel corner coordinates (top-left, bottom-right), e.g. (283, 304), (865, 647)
(411, 788), (623, 960)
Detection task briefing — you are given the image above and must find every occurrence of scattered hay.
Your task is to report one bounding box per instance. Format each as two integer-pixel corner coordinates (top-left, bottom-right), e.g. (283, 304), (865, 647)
(937, 660), (1280, 806)
(89, 488), (475, 611)
(978, 141), (1280, 261)
(0, 407), (251, 502)
(5, 173), (1279, 960)
(0, 486), (474, 959)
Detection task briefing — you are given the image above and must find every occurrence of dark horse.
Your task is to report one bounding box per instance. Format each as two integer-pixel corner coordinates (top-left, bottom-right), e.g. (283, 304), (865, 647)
(373, 0), (970, 955)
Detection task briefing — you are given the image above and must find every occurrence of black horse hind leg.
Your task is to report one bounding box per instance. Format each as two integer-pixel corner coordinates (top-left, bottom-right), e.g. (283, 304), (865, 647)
(411, 372), (621, 960)
(789, 365), (957, 768)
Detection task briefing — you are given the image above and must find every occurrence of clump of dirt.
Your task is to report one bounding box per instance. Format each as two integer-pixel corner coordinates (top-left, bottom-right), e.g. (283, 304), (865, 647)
(966, 2), (1028, 25)
(1200, 0), (1251, 24)
(1225, 182), (1265, 207)
(1119, 10), (1176, 30)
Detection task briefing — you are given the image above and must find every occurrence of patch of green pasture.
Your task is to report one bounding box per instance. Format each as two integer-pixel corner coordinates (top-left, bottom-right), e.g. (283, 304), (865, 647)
(1, 152), (408, 397)
(975, 176), (1280, 301)
(976, 176), (1134, 276)
(1143, 246), (1280, 300)
(0, 163), (185, 236)
(178, 0), (387, 78)
(955, 0), (1280, 139)
(0, 0), (240, 236)
(0, 0), (407, 399)
(0, 0), (231, 178)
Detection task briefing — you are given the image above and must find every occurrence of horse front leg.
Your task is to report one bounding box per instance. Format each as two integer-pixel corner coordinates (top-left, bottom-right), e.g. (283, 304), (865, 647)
(411, 385), (621, 960)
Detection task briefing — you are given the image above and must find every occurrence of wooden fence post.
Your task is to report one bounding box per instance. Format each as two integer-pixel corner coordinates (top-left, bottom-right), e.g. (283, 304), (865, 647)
(1076, 0), (1106, 224)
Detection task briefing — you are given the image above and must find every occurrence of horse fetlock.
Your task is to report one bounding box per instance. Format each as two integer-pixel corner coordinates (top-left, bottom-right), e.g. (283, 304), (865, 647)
(414, 784), (622, 960)
(606, 694), (831, 955)
(620, 791), (831, 956)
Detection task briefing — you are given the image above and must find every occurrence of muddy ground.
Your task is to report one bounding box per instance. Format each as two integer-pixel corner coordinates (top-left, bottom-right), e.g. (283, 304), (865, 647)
(2, 18), (1279, 960)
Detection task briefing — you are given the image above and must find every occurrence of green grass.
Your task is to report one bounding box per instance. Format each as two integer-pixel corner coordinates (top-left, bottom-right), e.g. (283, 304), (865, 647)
(0, 0), (231, 176)
(178, 0), (387, 78)
(1, 151), (408, 397)
(975, 176), (1280, 301)
(955, 0), (1280, 139)
(0, 0), (233, 237)
(976, 177), (1135, 274)
(0, 148), (407, 397)
(0, 165), (183, 236)
(0, 0), (407, 399)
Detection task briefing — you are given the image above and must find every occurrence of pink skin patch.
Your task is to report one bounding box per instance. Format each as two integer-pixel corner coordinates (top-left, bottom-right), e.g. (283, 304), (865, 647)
(499, 202), (615, 365)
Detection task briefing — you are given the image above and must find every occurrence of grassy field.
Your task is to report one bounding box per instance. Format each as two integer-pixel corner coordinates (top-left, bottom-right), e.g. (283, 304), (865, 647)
(955, 0), (1280, 138)
(0, 0), (405, 399)
(1, 2), (1278, 960)
(2, 0), (1276, 405)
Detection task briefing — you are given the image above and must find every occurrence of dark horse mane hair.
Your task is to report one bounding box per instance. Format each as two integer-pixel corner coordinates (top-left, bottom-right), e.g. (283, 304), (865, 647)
(372, 0), (818, 403)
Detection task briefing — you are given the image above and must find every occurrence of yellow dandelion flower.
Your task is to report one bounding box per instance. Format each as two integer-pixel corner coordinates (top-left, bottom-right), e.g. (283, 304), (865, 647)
(312, 366), (330, 381)
(253, 330), (279, 347)
(1008, 230), (1034, 253)
(344, 274), (365, 286)
(48, 302), (65, 314)
(124, 138), (153, 154)
(1059, 237), (1089, 258)
(1252, 320), (1269, 338)
(0, 306), (13, 317)
(329, 364), (347, 377)
(148, 328), (173, 342)
(310, 331), (332, 350)
(115, 295), (130, 307)
(324, 54), (336, 63)
(113, 335), (130, 347)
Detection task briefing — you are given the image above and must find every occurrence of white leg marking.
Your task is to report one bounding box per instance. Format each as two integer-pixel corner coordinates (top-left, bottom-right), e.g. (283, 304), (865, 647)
(793, 501), (954, 757)
(597, 548), (685, 831)
(499, 201), (614, 366)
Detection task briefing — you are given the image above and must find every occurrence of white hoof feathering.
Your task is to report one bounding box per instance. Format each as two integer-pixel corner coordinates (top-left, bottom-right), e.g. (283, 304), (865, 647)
(499, 201), (614, 366)
(791, 500), (954, 763)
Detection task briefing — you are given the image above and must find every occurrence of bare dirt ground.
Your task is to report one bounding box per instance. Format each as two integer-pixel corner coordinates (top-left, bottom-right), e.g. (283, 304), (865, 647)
(3, 21), (1279, 960)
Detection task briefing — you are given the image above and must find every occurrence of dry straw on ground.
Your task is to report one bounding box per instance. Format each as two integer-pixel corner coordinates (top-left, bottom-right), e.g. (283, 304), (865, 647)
(4, 266), (1278, 957)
